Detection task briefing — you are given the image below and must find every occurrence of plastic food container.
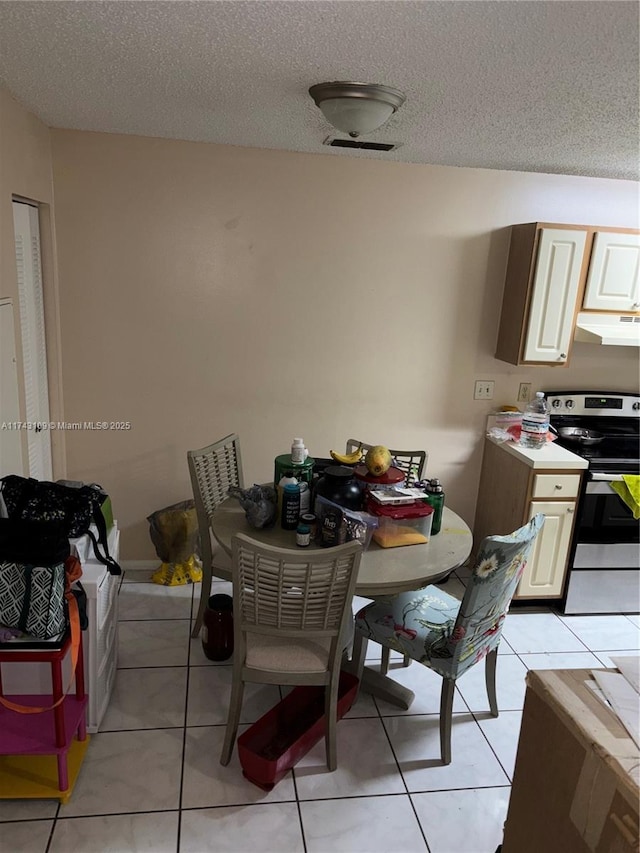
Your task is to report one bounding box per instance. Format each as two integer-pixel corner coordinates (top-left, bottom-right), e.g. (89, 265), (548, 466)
(486, 411), (523, 431)
(366, 499), (434, 548)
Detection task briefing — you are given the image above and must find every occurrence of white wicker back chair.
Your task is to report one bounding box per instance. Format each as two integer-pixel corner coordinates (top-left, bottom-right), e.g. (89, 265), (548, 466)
(220, 534), (362, 771)
(188, 434), (244, 639)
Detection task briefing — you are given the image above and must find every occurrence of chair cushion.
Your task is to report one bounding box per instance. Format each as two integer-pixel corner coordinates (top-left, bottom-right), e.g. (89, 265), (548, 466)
(245, 633), (331, 673)
(355, 585), (461, 672)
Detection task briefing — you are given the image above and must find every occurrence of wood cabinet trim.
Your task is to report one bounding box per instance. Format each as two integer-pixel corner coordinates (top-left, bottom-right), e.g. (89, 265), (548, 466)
(495, 223), (538, 365)
(536, 222), (639, 235)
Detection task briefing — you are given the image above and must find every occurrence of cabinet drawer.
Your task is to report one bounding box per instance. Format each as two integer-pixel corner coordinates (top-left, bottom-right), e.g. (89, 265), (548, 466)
(532, 474), (581, 499)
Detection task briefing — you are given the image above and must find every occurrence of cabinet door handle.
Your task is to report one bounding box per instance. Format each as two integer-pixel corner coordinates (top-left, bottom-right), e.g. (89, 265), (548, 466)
(559, 352), (567, 360)
(567, 506), (574, 513)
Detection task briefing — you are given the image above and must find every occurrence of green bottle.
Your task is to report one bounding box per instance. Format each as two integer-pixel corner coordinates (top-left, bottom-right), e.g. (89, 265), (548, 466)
(425, 479), (445, 535)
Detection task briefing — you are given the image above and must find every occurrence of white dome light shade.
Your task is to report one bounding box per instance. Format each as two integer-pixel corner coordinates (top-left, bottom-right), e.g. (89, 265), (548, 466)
(318, 98), (395, 136)
(309, 82), (406, 138)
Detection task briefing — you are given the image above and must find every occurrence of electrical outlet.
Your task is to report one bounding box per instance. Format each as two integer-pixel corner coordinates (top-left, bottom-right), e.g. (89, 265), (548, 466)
(474, 380), (495, 400)
(518, 382), (532, 402)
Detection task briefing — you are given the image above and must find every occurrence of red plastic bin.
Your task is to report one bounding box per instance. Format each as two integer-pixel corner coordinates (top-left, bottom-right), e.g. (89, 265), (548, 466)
(238, 670), (359, 790)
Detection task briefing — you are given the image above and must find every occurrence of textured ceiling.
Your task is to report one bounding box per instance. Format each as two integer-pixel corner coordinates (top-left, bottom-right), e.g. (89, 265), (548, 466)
(0, 0), (638, 180)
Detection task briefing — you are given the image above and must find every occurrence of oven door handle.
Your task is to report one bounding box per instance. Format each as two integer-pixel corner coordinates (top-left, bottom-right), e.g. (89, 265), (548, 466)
(589, 473), (624, 482)
(585, 477), (621, 495)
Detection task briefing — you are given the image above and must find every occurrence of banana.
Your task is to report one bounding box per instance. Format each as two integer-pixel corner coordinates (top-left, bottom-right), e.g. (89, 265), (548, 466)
(329, 444), (363, 465)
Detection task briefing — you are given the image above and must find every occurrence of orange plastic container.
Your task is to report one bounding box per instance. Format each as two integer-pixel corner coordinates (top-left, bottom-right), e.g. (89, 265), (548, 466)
(366, 498), (434, 547)
(237, 671), (359, 790)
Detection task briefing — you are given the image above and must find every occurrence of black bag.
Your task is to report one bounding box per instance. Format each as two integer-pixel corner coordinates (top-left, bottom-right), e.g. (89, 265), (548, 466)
(0, 475), (121, 575)
(0, 517), (71, 566)
(0, 519), (72, 639)
(71, 581), (89, 630)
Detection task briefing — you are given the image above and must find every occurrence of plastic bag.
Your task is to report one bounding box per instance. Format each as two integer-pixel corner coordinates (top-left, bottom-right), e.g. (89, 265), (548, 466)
(147, 500), (202, 585)
(487, 424), (555, 445)
(228, 485), (277, 529)
(314, 496), (378, 549)
(487, 426), (516, 443)
(152, 555), (202, 586)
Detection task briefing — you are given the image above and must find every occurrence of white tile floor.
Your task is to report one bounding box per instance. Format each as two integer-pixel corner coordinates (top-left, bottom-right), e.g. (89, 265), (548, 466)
(1, 568), (638, 853)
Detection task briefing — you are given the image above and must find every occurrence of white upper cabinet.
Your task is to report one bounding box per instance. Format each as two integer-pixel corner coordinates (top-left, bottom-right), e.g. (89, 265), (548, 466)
(522, 228), (587, 363)
(582, 231), (640, 312)
(495, 222), (640, 366)
(495, 222), (588, 366)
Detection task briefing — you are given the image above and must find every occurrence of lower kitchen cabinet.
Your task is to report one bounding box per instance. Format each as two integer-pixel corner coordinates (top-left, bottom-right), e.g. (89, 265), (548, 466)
(519, 500), (576, 597)
(474, 438), (586, 601)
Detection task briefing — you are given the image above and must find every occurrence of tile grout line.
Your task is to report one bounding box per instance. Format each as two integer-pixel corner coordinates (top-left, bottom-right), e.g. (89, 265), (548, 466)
(376, 706), (432, 853)
(176, 583), (197, 852)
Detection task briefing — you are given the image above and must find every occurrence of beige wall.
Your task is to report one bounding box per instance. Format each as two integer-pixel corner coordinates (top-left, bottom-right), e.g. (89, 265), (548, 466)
(0, 87), (65, 474)
(49, 129), (639, 558)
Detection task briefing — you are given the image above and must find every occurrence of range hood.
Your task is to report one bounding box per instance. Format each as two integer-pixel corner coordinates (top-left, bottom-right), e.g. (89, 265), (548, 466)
(574, 312), (640, 346)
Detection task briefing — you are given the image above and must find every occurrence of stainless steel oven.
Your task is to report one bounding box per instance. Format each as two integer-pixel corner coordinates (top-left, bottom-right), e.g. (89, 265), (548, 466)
(544, 391), (640, 615)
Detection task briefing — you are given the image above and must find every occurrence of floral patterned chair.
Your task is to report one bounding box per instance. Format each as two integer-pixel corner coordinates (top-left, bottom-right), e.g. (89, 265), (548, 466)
(351, 514), (544, 765)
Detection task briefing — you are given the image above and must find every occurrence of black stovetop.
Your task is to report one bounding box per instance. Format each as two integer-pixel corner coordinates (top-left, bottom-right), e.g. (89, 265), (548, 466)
(550, 415), (640, 474)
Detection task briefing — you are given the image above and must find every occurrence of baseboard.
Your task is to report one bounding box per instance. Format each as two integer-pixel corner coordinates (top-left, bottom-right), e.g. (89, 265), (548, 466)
(120, 560), (158, 571)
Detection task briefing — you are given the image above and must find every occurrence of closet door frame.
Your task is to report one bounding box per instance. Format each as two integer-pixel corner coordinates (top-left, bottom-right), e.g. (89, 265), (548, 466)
(10, 196), (65, 479)
(0, 297), (24, 476)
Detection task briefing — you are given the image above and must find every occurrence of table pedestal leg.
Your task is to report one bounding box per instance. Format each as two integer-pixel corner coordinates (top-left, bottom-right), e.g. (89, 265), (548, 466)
(359, 667), (415, 711)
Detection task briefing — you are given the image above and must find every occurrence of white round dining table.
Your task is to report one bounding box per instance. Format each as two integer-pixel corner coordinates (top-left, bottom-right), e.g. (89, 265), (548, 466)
(210, 500), (473, 596)
(210, 497), (473, 710)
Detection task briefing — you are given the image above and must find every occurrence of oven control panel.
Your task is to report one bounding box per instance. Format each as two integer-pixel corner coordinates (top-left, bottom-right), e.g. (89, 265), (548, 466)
(544, 392), (640, 418)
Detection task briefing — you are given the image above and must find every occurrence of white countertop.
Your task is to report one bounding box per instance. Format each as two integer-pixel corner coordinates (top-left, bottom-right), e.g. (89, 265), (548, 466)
(488, 436), (588, 469)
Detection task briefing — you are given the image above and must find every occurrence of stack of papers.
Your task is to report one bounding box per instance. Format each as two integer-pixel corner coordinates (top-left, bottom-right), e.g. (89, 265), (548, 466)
(369, 487), (427, 506)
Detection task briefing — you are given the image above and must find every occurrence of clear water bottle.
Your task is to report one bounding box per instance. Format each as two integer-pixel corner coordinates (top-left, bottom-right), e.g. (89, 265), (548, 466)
(520, 392), (549, 449)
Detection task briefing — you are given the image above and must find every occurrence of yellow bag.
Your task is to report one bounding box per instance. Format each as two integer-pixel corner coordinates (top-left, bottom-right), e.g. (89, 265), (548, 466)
(152, 555), (203, 586)
(147, 500), (202, 585)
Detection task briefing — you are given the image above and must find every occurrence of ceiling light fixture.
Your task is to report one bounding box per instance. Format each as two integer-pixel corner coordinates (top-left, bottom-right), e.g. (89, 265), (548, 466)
(308, 81), (406, 138)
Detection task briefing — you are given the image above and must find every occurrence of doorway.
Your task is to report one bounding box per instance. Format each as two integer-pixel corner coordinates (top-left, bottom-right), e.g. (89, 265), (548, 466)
(12, 199), (53, 480)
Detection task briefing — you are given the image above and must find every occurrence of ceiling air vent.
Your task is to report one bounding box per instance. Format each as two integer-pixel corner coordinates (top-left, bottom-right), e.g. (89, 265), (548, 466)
(323, 136), (400, 152)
